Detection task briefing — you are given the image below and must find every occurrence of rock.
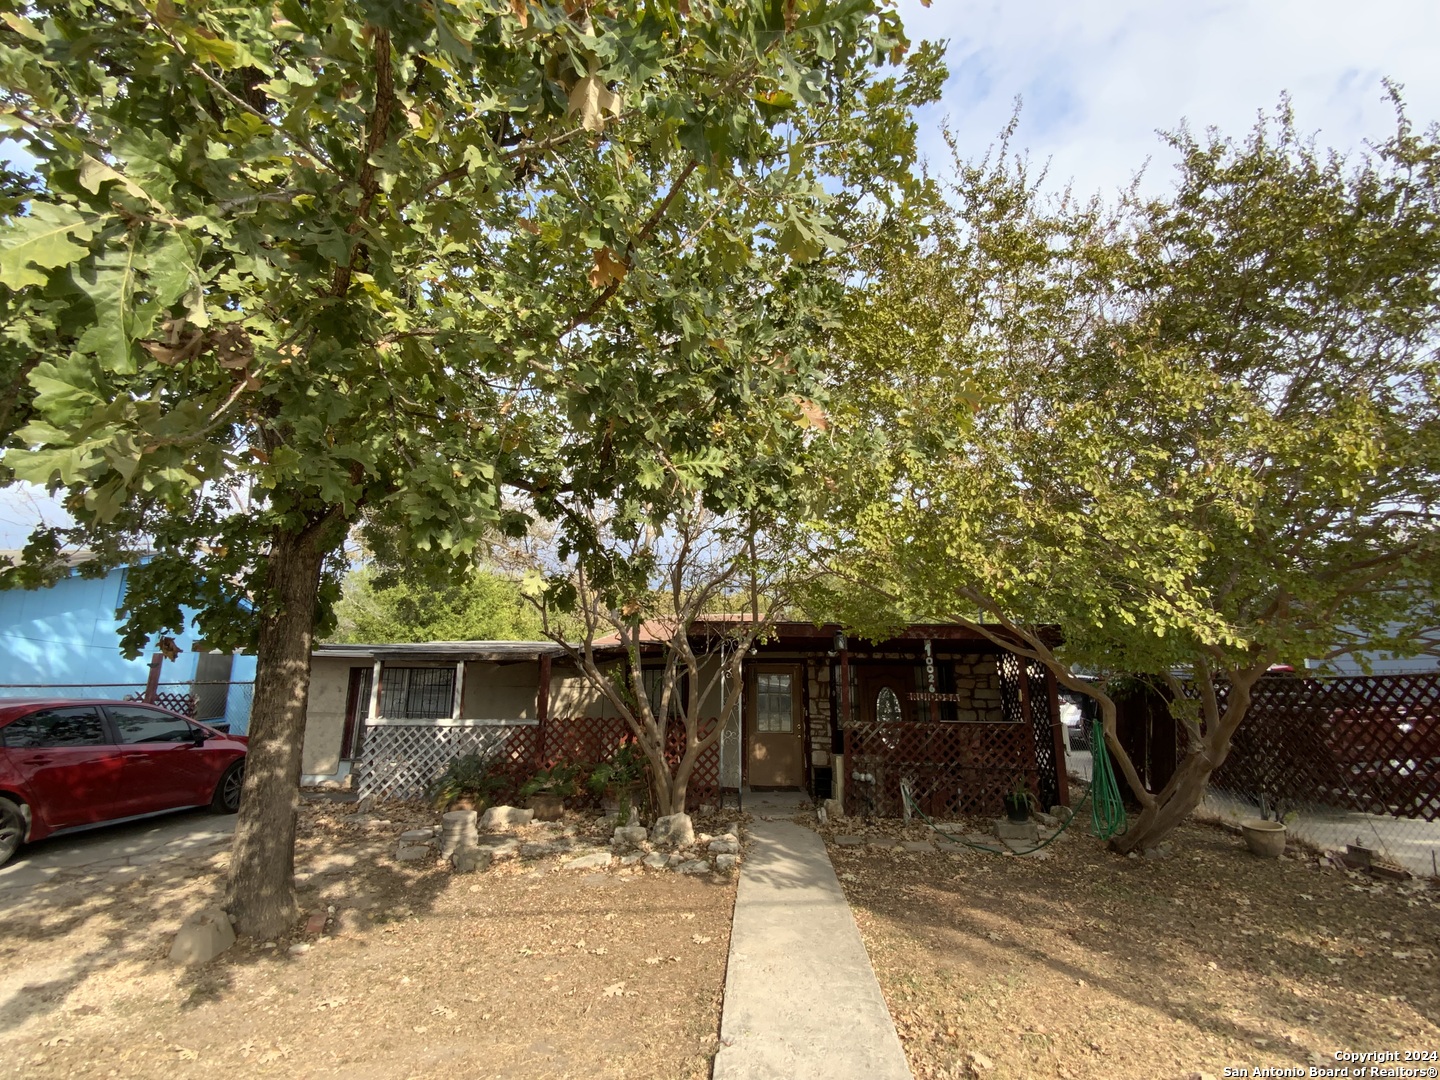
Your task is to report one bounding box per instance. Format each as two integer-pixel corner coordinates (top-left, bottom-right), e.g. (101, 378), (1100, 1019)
(724, 822), (741, 837)
(867, 839), (898, 851)
(562, 851), (613, 871)
(395, 844), (432, 861)
(666, 851), (688, 868)
(480, 805), (534, 830)
(1034, 811), (1061, 828)
(288, 942), (311, 955)
(613, 825), (648, 848)
(399, 827), (436, 843)
(453, 847), (493, 874)
(936, 840), (970, 854)
(439, 810), (480, 857)
(901, 841), (935, 854)
(969, 1050), (995, 1073)
(521, 841), (561, 859)
(696, 832), (713, 844)
(708, 837), (740, 855)
(621, 853), (646, 866)
(833, 835), (865, 847)
(1144, 842), (1175, 860)
(475, 836), (521, 860)
(816, 807), (828, 825)
(675, 859), (711, 874)
(597, 812), (619, 829)
(714, 853), (739, 872)
(642, 852), (669, 869)
(993, 819), (1039, 842)
(651, 813), (695, 848)
(168, 907), (236, 966)
(1049, 804), (1074, 824)
(699, 803), (716, 816)
(822, 798), (844, 820)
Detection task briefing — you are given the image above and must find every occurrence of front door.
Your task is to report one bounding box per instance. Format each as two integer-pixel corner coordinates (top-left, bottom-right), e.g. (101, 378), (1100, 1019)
(747, 664), (804, 788)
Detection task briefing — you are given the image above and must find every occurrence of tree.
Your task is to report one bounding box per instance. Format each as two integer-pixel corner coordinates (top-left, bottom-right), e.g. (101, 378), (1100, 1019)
(0, 0), (930, 935)
(510, 493), (807, 816)
(328, 564), (548, 644)
(823, 101), (1440, 851)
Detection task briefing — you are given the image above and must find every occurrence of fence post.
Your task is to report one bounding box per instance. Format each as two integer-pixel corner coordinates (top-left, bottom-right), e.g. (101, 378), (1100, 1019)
(144, 653), (163, 703)
(1047, 669), (1070, 807)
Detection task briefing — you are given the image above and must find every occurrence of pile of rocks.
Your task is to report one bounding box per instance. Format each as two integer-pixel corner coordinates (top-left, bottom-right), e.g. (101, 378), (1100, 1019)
(391, 805), (746, 877)
(594, 813), (743, 875)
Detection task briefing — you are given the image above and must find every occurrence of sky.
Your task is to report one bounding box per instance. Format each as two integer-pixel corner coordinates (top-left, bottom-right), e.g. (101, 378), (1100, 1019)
(894, 0), (1440, 202)
(5, 0), (1440, 547)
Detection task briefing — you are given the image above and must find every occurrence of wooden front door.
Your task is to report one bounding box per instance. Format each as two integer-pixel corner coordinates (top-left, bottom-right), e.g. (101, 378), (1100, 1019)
(747, 664), (804, 788)
(860, 665), (915, 724)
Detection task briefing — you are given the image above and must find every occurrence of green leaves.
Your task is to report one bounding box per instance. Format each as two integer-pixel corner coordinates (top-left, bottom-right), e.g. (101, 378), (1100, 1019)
(0, 203), (95, 288)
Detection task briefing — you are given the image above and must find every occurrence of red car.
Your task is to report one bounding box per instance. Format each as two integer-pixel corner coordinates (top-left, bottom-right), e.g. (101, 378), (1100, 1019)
(0, 698), (247, 867)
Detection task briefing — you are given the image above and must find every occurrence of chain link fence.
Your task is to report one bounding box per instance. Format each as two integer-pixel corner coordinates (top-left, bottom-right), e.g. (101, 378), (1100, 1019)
(0, 680), (254, 735)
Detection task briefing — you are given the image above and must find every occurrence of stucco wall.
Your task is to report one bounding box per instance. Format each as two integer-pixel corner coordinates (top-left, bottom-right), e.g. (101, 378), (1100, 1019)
(461, 660), (539, 719)
(302, 655), (359, 776)
(549, 662), (621, 718)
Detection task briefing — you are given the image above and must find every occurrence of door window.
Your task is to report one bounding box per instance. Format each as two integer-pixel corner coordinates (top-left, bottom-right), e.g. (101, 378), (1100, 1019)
(109, 706), (197, 744)
(755, 673), (794, 733)
(1, 706), (107, 748)
(876, 686), (903, 723)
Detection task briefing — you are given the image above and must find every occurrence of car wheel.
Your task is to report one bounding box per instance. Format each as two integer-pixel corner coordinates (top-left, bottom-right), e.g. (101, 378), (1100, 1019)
(210, 760), (245, 814)
(0, 797), (25, 867)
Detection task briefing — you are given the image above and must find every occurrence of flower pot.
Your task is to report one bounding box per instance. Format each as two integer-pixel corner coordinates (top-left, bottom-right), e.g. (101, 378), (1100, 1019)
(1240, 818), (1286, 858)
(527, 793), (565, 821)
(1003, 794), (1031, 823)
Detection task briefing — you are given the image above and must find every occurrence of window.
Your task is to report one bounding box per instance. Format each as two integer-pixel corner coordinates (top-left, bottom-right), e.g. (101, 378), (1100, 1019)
(755, 673), (793, 733)
(378, 667), (455, 719)
(110, 705), (196, 744)
(641, 667), (686, 720)
(2, 706), (107, 748)
(876, 687), (903, 723)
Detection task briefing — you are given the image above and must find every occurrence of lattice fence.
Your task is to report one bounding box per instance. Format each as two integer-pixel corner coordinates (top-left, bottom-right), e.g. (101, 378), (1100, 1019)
(1211, 674), (1440, 822)
(843, 720), (1039, 818)
(1026, 661), (1063, 810)
(356, 715), (722, 810)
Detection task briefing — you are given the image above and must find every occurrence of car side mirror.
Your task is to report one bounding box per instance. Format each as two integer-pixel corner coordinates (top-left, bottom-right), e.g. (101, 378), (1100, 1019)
(190, 728), (208, 746)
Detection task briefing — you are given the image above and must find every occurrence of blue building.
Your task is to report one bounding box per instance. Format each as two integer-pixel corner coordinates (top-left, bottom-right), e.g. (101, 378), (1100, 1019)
(0, 550), (256, 732)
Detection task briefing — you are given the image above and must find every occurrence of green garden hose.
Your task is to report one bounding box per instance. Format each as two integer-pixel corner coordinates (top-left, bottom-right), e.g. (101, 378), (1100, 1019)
(1087, 718), (1128, 841)
(901, 718), (1127, 854)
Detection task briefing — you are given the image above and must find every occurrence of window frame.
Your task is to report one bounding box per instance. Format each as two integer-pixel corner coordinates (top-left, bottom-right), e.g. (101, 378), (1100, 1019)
(1, 704), (112, 749)
(378, 666), (457, 720)
(104, 703), (203, 745)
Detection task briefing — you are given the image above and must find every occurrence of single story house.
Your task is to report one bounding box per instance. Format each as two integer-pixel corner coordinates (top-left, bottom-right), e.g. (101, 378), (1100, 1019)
(301, 621), (1068, 816)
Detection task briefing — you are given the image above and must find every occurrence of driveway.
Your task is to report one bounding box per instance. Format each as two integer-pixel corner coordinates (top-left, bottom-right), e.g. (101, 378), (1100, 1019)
(0, 809), (235, 894)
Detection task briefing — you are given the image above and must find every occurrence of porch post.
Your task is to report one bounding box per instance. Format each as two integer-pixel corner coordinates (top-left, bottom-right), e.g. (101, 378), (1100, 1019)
(535, 653), (551, 770)
(451, 659), (465, 720)
(367, 659), (383, 719)
(1018, 658), (1037, 796)
(1047, 668), (1070, 807)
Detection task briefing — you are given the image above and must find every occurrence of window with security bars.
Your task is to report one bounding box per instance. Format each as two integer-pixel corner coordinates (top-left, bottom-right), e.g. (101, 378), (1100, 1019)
(378, 667), (455, 719)
(756, 672), (793, 733)
(641, 667), (686, 720)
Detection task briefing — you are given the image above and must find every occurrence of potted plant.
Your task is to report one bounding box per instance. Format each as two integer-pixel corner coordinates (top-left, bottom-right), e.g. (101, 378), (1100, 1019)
(1003, 781), (1035, 823)
(1240, 793), (1291, 858)
(428, 752), (505, 813)
(586, 743), (650, 825)
(520, 764), (581, 821)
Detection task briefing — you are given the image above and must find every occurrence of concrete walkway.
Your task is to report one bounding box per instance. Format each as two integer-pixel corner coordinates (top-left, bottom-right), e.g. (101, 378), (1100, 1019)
(713, 793), (912, 1080)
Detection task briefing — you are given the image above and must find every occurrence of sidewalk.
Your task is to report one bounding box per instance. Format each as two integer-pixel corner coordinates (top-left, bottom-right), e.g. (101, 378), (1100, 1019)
(713, 794), (912, 1080)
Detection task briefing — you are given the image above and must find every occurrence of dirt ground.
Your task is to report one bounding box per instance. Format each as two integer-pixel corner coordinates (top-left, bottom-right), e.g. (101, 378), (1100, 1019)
(826, 811), (1440, 1080)
(0, 802), (738, 1079)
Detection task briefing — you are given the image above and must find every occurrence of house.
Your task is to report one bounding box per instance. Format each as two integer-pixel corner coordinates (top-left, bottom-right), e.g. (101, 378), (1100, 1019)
(302, 621), (1069, 817)
(0, 549), (256, 732)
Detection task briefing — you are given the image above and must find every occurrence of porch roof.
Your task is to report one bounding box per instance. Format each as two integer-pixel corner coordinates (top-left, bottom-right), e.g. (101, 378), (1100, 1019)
(313, 640), (569, 663)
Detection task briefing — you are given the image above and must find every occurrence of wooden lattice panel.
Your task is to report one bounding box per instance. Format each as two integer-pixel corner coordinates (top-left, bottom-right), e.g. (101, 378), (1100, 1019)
(1026, 661), (1062, 810)
(126, 690), (198, 717)
(1210, 674), (1440, 821)
(359, 716), (721, 811)
(356, 722), (536, 803)
(842, 720), (1039, 818)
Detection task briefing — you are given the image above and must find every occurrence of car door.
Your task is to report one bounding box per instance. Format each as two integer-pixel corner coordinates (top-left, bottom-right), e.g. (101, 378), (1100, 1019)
(0, 705), (124, 829)
(106, 705), (212, 815)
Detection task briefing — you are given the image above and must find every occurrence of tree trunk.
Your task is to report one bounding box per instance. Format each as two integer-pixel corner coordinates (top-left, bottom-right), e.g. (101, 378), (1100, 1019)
(225, 521), (331, 938)
(1110, 672), (1259, 854)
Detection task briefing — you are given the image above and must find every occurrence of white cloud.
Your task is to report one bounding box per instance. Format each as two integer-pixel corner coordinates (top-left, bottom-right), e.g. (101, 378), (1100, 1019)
(897, 0), (1440, 199)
